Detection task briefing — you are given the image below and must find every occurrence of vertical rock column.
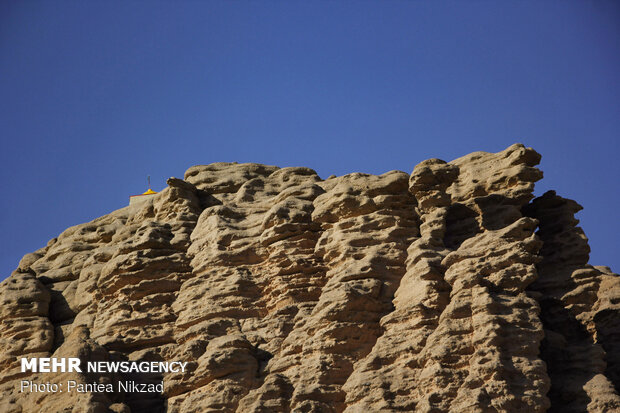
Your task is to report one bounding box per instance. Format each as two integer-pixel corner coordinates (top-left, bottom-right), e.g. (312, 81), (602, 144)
(236, 168), (328, 413)
(436, 216), (547, 412)
(342, 145), (550, 413)
(89, 178), (203, 412)
(1, 209), (132, 412)
(418, 144), (549, 412)
(0, 271), (53, 412)
(341, 159), (456, 412)
(167, 165), (326, 412)
(269, 171), (418, 412)
(524, 191), (620, 413)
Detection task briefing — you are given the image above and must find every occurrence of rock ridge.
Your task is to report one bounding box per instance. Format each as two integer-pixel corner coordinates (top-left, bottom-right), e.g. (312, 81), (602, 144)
(1, 144), (618, 412)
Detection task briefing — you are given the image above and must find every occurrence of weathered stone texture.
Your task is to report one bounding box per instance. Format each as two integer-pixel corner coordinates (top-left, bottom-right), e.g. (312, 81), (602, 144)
(1, 144), (618, 412)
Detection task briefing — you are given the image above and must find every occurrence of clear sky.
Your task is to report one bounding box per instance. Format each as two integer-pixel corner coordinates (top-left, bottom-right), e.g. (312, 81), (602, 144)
(1, 1), (618, 280)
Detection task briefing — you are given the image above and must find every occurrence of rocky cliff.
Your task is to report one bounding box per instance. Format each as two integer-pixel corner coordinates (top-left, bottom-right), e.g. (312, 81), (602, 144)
(1, 144), (618, 413)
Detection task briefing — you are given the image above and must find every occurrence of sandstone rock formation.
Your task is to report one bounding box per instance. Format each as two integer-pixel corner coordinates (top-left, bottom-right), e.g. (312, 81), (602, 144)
(1, 144), (618, 412)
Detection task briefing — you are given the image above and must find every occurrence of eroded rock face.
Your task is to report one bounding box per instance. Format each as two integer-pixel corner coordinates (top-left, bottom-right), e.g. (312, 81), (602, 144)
(1, 144), (618, 412)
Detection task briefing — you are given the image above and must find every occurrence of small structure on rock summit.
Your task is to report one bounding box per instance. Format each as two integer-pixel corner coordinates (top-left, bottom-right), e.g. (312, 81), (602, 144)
(129, 175), (158, 206)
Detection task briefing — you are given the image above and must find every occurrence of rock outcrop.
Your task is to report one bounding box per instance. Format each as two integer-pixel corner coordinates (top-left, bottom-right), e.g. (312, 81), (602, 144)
(1, 144), (618, 412)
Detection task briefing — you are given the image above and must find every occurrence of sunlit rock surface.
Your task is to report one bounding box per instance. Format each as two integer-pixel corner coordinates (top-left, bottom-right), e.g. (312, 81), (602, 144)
(1, 144), (618, 412)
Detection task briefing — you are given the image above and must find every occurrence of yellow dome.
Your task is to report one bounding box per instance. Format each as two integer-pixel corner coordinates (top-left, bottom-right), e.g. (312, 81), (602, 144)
(142, 188), (157, 195)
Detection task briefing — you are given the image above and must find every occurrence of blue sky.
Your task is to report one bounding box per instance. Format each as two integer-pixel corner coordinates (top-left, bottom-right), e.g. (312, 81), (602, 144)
(1, 1), (618, 280)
